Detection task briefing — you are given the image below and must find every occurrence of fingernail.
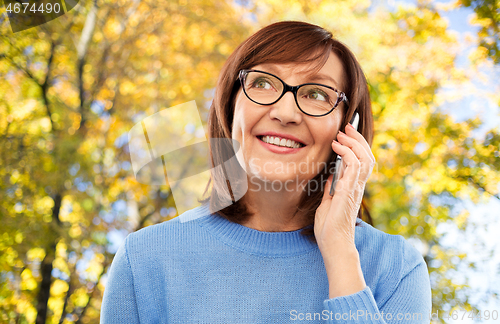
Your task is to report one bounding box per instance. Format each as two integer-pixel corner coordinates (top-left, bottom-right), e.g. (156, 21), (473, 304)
(347, 123), (354, 129)
(338, 131), (345, 136)
(332, 140), (340, 145)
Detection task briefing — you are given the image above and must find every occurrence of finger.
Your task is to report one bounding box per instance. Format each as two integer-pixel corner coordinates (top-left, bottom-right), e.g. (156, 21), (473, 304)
(345, 123), (377, 182)
(330, 140), (360, 196)
(336, 131), (374, 182)
(345, 123), (375, 161)
(337, 129), (373, 164)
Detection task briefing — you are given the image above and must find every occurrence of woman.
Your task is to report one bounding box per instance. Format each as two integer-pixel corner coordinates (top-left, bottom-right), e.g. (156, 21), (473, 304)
(101, 21), (432, 323)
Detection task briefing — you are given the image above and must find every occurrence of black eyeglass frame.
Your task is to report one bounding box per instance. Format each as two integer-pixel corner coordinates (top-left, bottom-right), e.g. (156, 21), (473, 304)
(237, 69), (350, 117)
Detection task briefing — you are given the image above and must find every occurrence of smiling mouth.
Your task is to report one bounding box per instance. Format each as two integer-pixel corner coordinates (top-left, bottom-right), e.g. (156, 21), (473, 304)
(257, 135), (305, 149)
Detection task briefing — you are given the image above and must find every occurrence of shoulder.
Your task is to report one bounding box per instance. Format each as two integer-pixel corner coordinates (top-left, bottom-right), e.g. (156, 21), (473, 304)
(354, 220), (428, 303)
(123, 204), (212, 256)
(355, 219), (425, 271)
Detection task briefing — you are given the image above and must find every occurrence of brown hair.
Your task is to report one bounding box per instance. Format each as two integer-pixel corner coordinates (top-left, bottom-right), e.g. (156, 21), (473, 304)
(200, 21), (374, 243)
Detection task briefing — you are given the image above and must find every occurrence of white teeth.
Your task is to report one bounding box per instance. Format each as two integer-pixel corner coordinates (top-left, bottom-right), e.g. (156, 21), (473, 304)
(260, 135), (302, 148)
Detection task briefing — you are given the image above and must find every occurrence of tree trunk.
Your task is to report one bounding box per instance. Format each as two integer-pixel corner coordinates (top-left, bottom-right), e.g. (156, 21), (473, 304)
(35, 251), (55, 324)
(35, 193), (63, 324)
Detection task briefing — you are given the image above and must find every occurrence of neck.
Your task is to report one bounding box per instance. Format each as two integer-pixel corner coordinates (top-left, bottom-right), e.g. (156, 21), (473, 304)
(239, 176), (308, 232)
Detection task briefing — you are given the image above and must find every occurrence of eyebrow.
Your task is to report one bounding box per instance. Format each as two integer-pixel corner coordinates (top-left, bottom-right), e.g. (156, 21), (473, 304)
(256, 64), (341, 89)
(305, 74), (340, 88)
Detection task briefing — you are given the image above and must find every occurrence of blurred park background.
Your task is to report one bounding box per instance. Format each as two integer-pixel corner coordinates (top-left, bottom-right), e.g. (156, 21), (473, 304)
(1, 0), (499, 323)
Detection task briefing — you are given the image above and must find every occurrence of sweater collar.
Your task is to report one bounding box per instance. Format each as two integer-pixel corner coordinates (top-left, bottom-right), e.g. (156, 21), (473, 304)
(195, 204), (319, 257)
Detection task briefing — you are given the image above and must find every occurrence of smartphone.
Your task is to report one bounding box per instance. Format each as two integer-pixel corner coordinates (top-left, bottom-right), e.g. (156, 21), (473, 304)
(329, 112), (360, 196)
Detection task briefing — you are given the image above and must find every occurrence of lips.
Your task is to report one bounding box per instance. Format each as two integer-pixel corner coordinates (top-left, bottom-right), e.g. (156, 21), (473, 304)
(257, 135), (304, 148)
(255, 132), (306, 146)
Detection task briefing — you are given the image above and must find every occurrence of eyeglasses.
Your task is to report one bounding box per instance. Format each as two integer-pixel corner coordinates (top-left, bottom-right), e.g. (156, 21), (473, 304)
(238, 69), (349, 117)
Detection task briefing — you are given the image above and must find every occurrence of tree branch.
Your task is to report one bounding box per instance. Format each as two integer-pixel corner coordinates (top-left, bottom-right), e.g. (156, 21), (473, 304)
(1, 54), (41, 86)
(58, 263), (76, 324)
(466, 176), (500, 201)
(74, 256), (110, 324)
(135, 159), (192, 230)
(77, 0), (99, 132)
(85, 0), (142, 124)
(40, 39), (57, 132)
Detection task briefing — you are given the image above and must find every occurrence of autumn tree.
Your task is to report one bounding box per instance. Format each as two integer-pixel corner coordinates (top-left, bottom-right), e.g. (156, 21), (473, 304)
(0, 0), (249, 323)
(1, 0), (499, 323)
(459, 0), (500, 63)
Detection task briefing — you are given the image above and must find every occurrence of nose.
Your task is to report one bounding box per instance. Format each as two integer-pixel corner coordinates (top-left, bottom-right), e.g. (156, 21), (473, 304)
(268, 91), (303, 125)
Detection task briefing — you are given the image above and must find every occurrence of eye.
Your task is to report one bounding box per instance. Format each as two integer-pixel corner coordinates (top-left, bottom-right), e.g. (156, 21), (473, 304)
(305, 88), (328, 101)
(250, 77), (274, 90)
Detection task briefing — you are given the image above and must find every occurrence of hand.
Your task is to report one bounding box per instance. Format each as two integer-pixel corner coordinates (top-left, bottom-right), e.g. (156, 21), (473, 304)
(314, 122), (376, 264)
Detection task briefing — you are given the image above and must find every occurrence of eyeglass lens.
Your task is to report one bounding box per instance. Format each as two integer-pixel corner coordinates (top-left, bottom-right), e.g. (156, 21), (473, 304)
(242, 71), (340, 116)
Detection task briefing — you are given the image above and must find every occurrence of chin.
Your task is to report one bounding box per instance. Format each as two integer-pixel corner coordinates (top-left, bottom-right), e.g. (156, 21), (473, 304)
(247, 170), (308, 194)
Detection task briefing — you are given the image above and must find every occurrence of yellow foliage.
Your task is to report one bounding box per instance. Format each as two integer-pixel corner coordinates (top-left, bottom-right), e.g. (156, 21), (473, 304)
(69, 224), (82, 238)
(20, 269), (37, 291)
(48, 296), (64, 320)
(15, 232), (23, 244)
(51, 279), (69, 296)
(55, 240), (69, 254)
(12, 99), (38, 120)
(53, 257), (69, 276)
(40, 195), (55, 209)
(9, 170), (20, 184)
(27, 248), (45, 261)
(17, 299), (37, 323)
(86, 259), (104, 281)
(72, 288), (90, 307)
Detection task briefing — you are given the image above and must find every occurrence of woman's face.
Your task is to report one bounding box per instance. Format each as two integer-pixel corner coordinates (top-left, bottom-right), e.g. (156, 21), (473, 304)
(232, 52), (346, 189)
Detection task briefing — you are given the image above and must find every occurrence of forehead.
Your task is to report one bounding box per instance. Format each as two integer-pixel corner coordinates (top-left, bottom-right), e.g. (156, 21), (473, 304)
(251, 52), (345, 89)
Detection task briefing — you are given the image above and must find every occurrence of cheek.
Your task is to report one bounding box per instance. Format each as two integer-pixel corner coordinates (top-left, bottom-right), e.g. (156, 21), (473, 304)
(231, 96), (246, 140)
(231, 110), (243, 140)
(233, 97), (262, 140)
(312, 118), (341, 146)
(310, 120), (341, 165)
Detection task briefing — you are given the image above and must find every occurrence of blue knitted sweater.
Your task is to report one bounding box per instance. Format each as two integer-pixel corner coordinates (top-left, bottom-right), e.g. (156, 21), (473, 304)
(100, 204), (432, 323)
